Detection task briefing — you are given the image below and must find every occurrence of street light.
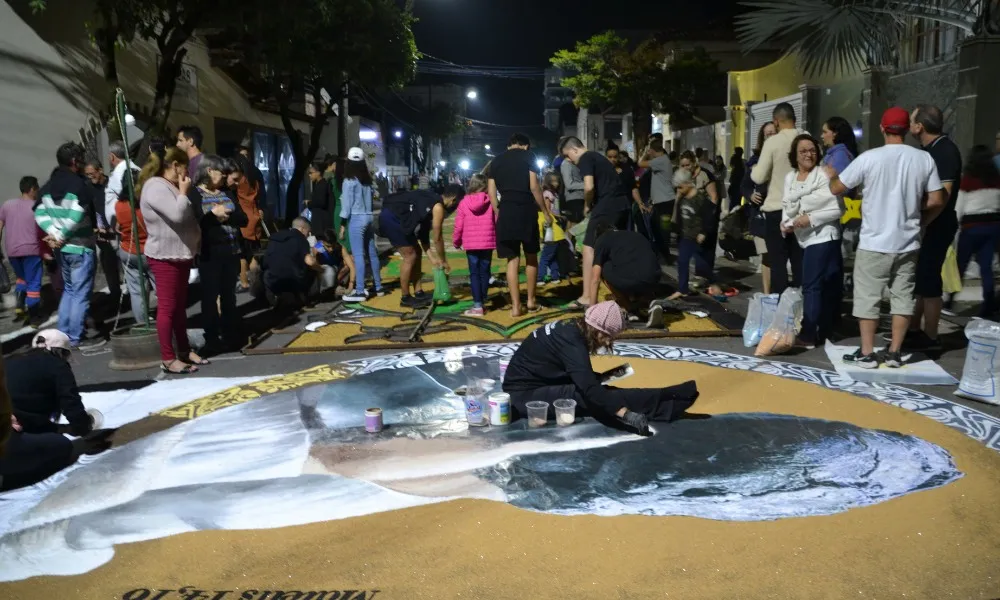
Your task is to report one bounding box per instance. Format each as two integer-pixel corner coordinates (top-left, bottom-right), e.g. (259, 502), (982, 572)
(484, 144), (491, 151)
(459, 159), (471, 170)
(466, 89), (478, 100)
(438, 160), (446, 167)
(393, 129), (403, 139)
(536, 158), (546, 170)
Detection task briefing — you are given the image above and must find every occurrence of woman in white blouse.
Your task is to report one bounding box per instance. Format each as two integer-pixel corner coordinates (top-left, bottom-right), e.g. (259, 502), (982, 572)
(780, 134), (844, 347)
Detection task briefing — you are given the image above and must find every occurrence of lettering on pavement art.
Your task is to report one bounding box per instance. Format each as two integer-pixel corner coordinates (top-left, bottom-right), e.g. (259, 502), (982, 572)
(121, 588), (380, 600)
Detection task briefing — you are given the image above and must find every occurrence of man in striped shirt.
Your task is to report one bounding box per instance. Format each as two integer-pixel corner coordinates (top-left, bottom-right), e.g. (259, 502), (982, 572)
(34, 142), (99, 347)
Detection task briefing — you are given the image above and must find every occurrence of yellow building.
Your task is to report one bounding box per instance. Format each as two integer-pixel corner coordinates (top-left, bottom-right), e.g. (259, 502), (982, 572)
(726, 54), (865, 158)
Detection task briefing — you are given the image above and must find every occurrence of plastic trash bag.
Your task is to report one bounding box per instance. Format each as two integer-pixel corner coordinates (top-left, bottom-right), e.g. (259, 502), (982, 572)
(433, 266), (451, 302)
(942, 245), (962, 294)
(755, 287), (803, 357)
(955, 318), (1000, 406)
(743, 292), (780, 348)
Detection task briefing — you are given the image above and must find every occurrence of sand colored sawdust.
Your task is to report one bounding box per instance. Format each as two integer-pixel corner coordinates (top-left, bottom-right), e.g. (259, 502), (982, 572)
(288, 281), (722, 349)
(6, 358), (1000, 600)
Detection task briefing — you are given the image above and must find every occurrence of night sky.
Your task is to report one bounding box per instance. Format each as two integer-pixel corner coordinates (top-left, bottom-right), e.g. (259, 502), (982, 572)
(410, 0), (738, 146)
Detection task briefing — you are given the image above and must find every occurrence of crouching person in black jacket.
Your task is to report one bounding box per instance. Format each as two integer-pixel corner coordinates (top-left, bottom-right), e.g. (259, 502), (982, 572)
(502, 301), (699, 436)
(0, 330), (114, 491)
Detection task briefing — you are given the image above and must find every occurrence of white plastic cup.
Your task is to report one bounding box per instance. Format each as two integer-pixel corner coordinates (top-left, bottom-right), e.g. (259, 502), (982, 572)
(525, 401), (549, 428)
(87, 408), (104, 429)
(553, 399), (577, 427)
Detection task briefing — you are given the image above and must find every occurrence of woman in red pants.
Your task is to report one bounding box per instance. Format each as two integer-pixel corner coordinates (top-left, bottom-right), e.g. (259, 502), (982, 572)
(137, 146), (205, 374)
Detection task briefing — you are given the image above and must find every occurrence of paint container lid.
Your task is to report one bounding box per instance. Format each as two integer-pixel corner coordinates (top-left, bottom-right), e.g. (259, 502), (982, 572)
(365, 408), (382, 416)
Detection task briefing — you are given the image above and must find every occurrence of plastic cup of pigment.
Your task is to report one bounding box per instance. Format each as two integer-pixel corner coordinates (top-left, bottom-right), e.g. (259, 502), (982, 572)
(525, 401), (549, 429)
(553, 399), (577, 427)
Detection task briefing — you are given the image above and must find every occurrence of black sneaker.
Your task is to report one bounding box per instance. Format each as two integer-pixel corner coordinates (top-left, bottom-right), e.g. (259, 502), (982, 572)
(882, 350), (904, 368)
(400, 294), (431, 309)
(618, 410), (651, 436)
(342, 292), (367, 303)
(843, 348), (879, 369)
(414, 290), (430, 301)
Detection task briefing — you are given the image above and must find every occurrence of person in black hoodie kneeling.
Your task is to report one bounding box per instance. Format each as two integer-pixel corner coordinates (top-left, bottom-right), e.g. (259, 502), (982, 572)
(502, 301), (699, 436)
(262, 217), (325, 310)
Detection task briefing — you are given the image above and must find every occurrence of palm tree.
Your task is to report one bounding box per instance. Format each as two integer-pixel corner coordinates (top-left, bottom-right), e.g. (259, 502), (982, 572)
(735, 0), (992, 76)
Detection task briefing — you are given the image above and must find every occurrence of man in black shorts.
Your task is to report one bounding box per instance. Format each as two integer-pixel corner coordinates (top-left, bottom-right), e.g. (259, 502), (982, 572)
(590, 224), (662, 316)
(559, 136), (631, 307)
(379, 184), (465, 308)
(487, 133), (553, 316)
(907, 105), (962, 351)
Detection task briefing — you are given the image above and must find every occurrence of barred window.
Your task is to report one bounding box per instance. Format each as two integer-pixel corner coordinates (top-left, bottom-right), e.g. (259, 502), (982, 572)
(900, 18), (962, 66)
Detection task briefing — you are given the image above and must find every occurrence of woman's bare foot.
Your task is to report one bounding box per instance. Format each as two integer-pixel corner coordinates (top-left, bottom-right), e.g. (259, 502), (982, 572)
(187, 351), (210, 366)
(666, 291), (686, 301)
(162, 360), (197, 374)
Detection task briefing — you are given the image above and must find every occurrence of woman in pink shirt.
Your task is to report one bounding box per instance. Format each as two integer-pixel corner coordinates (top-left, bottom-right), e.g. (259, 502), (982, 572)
(452, 174), (496, 316)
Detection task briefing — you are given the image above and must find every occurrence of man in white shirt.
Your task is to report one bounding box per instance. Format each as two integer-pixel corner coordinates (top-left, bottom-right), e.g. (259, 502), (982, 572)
(826, 107), (945, 369)
(751, 102), (804, 294)
(104, 141), (139, 230)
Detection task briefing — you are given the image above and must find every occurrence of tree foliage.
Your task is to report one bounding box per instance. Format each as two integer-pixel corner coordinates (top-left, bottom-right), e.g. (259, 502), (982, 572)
(735, 0), (982, 76)
(30, 0), (231, 142)
(411, 101), (464, 171)
(231, 0), (417, 218)
(551, 31), (720, 149)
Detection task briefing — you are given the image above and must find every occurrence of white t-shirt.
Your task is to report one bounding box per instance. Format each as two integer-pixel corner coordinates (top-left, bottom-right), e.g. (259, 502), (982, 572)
(838, 144), (942, 254)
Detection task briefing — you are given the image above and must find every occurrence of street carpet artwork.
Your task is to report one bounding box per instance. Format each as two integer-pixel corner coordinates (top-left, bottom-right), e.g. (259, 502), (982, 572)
(2, 345), (1000, 599)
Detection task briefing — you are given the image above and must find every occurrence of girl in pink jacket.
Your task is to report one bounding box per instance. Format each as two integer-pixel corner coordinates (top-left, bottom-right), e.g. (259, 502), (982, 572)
(452, 174), (496, 316)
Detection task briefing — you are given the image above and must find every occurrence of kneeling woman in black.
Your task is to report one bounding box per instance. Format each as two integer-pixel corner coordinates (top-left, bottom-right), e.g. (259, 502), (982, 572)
(501, 301), (699, 436)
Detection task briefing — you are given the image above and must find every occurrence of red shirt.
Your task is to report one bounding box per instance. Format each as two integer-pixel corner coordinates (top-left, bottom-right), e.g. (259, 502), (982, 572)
(115, 201), (148, 255)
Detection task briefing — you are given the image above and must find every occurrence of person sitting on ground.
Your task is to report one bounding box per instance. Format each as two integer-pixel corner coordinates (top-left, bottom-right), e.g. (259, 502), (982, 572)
(668, 168), (714, 301)
(589, 224), (662, 323)
(378, 184), (466, 308)
(502, 301), (699, 436)
(262, 217), (324, 310)
(6, 329), (93, 436)
(0, 331), (114, 492)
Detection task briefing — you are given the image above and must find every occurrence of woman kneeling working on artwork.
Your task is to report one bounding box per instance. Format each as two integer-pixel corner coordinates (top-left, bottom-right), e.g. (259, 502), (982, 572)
(502, 301), (699, 436)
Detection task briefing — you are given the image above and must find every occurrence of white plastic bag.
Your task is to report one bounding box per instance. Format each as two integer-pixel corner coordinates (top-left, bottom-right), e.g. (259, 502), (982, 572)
(955, 318), (1000, 405)
(188, 268), (200, 285)
(754, 288), (803, 357)
(743, 293), (780, 348)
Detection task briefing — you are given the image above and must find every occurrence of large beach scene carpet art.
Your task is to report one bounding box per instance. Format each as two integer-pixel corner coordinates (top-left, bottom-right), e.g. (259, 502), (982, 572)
(1, 344), (999, 599)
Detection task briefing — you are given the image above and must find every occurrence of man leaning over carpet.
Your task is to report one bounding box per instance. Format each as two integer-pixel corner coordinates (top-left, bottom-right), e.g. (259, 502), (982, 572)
(826, 107), (945, 370)
(263, 216), (324, 311)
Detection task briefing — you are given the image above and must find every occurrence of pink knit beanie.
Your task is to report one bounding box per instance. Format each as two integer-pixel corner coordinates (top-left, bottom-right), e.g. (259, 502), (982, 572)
(585, 301), (625, 336)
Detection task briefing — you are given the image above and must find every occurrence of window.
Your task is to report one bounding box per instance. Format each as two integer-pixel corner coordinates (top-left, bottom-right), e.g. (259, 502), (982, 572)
(900, 18), (963, 66)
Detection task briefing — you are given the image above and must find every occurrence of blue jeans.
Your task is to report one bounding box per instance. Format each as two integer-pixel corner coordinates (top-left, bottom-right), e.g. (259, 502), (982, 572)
(9, 256), (43, 309)
(58, 251), (96, 344)
(538, 242), (561, 281)
(348, 215), (382, 294)
(466, 249), (493, 307)
(800, 239), (843, 343)
(677, 238), (712, 294)
(957, 222), (1000, 317)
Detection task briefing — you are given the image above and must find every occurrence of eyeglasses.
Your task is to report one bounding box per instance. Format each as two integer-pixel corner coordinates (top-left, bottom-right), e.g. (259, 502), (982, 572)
(797, 148), (818, 156)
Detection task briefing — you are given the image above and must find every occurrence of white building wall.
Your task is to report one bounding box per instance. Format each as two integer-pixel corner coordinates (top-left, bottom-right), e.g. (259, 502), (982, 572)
(0, 0), (308, 194)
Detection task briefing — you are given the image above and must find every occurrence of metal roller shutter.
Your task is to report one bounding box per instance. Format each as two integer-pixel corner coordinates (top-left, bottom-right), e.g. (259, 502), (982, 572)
(746, 93), (805, 152)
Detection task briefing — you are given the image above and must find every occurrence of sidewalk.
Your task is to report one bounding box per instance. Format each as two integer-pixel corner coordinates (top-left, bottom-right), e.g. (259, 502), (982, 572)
(657, 253), (1000, 420)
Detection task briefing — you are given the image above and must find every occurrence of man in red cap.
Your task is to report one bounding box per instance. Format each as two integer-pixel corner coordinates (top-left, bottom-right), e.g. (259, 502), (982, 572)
(825, 107), (946, 369)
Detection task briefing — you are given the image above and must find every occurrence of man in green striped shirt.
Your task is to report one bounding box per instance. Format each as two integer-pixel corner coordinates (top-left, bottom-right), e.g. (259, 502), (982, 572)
(34, 142), (99, 347)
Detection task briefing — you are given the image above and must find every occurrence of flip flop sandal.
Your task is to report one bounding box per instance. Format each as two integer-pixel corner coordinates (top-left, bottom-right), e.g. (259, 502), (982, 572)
(187, 355), (211, 366)
(526, 305), (542, 313)
(161, 363), (198, 374)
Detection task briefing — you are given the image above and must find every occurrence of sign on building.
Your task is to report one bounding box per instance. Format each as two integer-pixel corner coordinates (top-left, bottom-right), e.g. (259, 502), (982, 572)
(173, 62), (199, 114)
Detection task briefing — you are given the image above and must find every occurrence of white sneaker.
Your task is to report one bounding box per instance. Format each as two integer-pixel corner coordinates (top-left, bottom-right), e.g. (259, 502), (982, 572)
(646, 305), (665, 328)
(342, 292), (367, 302)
